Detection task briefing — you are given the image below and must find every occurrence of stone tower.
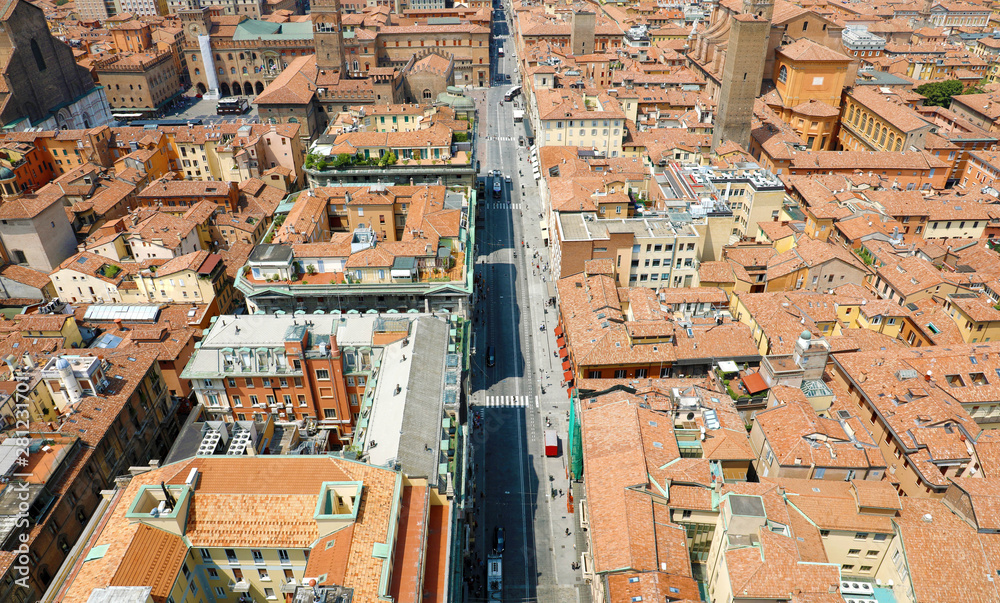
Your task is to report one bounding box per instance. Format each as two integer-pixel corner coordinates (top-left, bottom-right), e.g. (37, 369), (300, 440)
(711, 0), (774, 151)
(312, 0), (346, 74)
(180, 8), (219, 96)
(571, 11), (596, 56)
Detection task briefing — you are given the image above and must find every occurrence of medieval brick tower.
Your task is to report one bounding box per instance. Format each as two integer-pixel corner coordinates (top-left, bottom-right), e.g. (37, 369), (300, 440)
(711, 0), (774, 151)
(571, 11), (596, 56)
(312, 0), (346, 74)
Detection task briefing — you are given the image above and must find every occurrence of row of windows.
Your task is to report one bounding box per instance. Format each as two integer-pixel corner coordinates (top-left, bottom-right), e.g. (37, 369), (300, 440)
(631, 258), (694, 269)
(218, 373), (367, 388)
(548, 119), (621, 128)
(846, 103), (905, 152)
(629, 272), (694, 284)
(386, 39), (484, 47)
(586, 367), (668, 379)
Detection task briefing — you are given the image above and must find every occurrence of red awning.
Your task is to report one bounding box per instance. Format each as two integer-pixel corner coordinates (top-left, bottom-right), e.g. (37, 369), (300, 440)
(554, 325), (564, 337)
(562, 358), (571, 371)
(741, 372), (769, 394)
(556, 336), (566, 348)
(563, 370), (575, 383)
(197, 253), (222, 275)
(558, 347), (569, 359)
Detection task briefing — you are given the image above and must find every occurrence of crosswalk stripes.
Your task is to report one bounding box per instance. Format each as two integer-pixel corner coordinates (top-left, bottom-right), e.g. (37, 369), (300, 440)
(485, 136), (517, 141)
(479, 395), (532, 407)
(486, 203), (521, 209)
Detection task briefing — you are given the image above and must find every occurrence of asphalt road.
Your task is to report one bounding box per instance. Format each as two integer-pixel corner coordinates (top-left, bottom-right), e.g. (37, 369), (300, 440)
(466, 3), (586, 602)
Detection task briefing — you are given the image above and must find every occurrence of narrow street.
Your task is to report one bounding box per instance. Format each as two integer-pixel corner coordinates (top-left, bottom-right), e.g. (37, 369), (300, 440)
(465, 3), (587, 601)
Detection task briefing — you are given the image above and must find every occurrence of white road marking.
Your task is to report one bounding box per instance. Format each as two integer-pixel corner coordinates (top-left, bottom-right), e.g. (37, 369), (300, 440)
(477, 396), (532, 407)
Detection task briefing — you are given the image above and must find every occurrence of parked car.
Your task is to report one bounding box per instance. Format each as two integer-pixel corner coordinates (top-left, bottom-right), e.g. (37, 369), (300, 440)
(494, 526), (505, 553)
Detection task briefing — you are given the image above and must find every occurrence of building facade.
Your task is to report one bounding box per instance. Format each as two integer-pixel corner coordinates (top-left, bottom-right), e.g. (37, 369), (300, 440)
(96, 51), (184, 116)
(0, 0), (112, 130)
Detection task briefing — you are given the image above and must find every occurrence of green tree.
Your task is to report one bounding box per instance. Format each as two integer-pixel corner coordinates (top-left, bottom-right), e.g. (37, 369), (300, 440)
(967, 78), (988, 95)
(331, 153), (353, 168)
(454, 132), (469, 143)
(915, 79), (964, 107)
(379, 151), (398, 167)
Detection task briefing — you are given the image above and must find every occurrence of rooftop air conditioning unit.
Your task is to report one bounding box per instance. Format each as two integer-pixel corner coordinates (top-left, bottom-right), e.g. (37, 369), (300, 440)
(841, 582), (875, 597)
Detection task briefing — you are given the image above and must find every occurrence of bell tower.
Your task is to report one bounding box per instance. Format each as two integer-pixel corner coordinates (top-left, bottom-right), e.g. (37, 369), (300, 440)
(711, 0), (774, 150)
(312, 0), (346, 74)
(179, 6), (212, 42)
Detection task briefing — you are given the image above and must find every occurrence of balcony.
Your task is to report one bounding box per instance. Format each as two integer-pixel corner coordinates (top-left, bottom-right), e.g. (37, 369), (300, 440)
(231, 580), (251, 593)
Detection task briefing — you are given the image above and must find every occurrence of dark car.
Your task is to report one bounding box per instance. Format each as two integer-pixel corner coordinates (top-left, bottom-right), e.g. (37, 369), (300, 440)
(487, 347), (495, 367)
(494, 526), (505, 553)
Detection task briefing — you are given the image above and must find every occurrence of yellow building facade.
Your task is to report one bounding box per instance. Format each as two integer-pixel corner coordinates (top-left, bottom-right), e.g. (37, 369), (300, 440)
(766, 39), (854, 151)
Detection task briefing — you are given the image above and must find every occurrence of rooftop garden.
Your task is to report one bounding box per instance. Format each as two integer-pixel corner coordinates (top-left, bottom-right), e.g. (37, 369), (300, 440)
(304, 152), (397, 171)
(854, 246), (875, 266)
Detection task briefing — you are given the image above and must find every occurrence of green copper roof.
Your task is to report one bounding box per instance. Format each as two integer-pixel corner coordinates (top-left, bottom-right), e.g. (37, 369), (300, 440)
(232, 20), (313, 41)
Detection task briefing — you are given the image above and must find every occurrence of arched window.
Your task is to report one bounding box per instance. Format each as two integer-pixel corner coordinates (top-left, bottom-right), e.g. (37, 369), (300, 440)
(30, 39), (46, 72)
(423, 89), (432, 100)
(888, 133), (895, 149)
(861, 115), (867, 131)
(848, 105), (854, 122)
(879, 127), (887, 146)
(894, 138), (902, 151)
(195, 68), (200, 75)
(778, 65), (788, 83)
(866, 119), (874, 136)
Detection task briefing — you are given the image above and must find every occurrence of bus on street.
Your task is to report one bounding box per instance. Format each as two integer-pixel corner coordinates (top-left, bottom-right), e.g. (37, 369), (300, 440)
(217, 97), (249, 115)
